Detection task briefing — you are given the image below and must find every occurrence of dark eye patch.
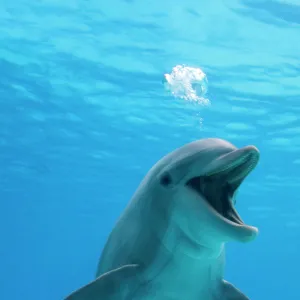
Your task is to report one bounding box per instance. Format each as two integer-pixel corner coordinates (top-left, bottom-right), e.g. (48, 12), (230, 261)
(160, 173), (172, 187)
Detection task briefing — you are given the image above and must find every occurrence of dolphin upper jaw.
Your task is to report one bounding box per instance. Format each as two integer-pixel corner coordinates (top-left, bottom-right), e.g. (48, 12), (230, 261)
(203, 145), (259, 179)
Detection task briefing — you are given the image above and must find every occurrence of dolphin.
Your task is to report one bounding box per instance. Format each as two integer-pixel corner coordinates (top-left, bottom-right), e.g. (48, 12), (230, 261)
(65, 138), (259, 300)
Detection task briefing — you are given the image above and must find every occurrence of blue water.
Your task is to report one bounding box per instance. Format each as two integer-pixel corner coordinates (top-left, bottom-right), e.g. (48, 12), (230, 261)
(1, 1), (300, 299)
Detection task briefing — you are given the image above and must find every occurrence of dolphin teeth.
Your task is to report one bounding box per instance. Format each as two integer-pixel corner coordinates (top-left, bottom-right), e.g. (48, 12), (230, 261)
(206, 152), (258, 184)
(205, 155), (248, 176)
(186, 150), (258, 224)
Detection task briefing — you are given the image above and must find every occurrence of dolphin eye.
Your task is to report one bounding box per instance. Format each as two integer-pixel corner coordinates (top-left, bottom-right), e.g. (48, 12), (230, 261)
(160, 173), (172, 187)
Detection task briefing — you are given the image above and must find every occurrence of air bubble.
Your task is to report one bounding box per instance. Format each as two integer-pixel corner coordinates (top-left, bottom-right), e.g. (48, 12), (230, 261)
(164, 65), (209, 105)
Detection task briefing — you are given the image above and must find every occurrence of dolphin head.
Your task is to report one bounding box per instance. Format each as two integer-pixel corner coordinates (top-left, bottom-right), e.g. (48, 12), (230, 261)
(147, 138), (259, 250)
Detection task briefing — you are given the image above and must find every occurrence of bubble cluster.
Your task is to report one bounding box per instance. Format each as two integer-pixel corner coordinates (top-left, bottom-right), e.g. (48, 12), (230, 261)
(164, 65), (209, 105)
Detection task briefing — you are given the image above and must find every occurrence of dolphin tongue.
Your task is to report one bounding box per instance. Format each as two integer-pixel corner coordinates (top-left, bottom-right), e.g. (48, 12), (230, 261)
(187, 176), (244, 225)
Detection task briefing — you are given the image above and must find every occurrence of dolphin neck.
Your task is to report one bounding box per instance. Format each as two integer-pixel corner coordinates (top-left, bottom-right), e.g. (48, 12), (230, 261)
(159, 220), (225, 260)
(143, 232), (225, 300)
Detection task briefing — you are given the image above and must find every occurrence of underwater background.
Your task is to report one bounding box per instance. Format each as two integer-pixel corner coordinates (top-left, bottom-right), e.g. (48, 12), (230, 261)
(1, 0), (300, 299)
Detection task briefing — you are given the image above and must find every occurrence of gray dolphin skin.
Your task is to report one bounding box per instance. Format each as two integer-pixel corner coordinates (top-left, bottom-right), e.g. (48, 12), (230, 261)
(65, 138), (259, 300)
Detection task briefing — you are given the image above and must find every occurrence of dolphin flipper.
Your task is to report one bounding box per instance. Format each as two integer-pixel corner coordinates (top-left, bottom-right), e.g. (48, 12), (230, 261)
(222, 280), (250, 300)
(65, 264), (139, 300)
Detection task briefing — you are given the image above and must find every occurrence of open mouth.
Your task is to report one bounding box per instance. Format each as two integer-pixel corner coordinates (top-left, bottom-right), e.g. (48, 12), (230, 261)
(186, 150), (258, 225)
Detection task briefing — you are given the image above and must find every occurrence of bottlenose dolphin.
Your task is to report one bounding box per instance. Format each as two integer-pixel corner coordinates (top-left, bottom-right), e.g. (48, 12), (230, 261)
(65, 138), (259, 300)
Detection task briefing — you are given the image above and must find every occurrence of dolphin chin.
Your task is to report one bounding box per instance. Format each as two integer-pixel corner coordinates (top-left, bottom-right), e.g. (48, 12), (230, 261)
(186, 145), (259, 227)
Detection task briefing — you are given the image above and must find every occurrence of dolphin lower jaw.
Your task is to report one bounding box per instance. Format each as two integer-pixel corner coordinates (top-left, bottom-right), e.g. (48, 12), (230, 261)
(184, 186), (258, 243)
